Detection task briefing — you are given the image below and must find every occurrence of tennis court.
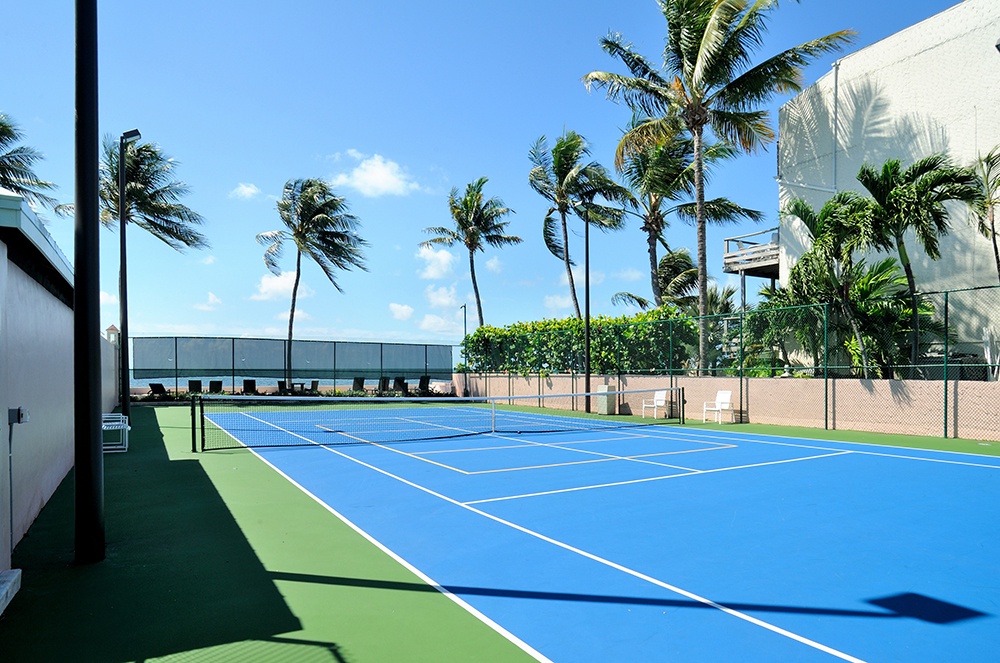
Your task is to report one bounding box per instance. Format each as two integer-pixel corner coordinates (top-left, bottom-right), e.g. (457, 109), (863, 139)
(197, 391), (1000, 662)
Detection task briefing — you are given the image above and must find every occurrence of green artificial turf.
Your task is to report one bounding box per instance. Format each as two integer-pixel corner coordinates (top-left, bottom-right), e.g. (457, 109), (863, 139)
(0, 405), (533, 663)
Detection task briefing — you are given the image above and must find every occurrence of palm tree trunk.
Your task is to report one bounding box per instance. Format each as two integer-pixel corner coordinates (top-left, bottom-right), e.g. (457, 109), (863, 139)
(561, 209), (582, 318)
(895, 235), (920, 375)
(469, 249), (484, 327)
(989, 207), (1000, 285)
(286, 252), (302, 384)
(692, 126), (708, 374)
(647, 225), (662, 307)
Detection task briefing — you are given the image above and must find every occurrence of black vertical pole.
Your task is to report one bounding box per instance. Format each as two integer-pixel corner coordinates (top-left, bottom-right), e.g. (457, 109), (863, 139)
(584, 214), (591, 412)
(74, 0), (104, 564)
(118, 138), (130, 422)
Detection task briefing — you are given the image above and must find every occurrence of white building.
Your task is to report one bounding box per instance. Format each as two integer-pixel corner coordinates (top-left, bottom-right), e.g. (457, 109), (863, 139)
(769, 0), (1000, 348)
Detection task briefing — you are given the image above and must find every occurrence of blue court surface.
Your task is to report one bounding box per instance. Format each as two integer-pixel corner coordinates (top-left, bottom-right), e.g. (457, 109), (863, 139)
(207, 407), (1000, 662)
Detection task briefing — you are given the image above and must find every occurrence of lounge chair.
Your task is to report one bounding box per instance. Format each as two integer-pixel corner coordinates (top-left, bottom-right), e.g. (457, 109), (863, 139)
(277, 380), (287, 394)
(642, 390), (668, 418)
(242, 379), (257, 395)
(208, 380), (223, 393)
(188, 379), (202, 394)
(417, 375), (431, 395)
(703, 390), (735, 423)
(309, 380), (320, 393)
(352, 376), (365, 392)
(148, 383), (168, 398)
(378, 377), (389, 393)
(393, 377), (409, 396)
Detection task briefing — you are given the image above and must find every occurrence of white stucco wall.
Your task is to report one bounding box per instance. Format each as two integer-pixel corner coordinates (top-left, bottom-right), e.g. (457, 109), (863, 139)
(778, 0), (1000, 301)
(0, 192), (120, 583)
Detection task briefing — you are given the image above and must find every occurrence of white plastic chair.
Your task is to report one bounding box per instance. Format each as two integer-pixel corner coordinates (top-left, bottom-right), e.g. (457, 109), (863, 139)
(703, 390), (734, 423)
(642, 390), (668, 418)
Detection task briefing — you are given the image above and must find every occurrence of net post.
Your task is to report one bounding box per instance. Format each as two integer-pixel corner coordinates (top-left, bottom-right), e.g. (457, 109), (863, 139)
(190, 395), (197, 453)
(199, 396), (206, 452)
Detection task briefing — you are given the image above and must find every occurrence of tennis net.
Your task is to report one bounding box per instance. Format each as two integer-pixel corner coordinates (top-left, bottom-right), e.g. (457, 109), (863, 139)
(193, 387), (684, 451)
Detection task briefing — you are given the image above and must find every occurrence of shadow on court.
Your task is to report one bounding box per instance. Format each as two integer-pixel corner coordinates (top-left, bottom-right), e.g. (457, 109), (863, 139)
(0, 406), (339, 662)
(271, 571), (989, 625)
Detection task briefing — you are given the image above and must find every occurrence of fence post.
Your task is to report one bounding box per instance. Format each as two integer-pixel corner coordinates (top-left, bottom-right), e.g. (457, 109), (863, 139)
(739, 308), (745, 423)
(943, 291), (949, 438)
(823, 303), (829, 431)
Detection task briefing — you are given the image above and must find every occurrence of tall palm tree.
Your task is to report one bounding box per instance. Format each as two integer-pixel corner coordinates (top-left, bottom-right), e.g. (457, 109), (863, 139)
(0, 113), (58, 209)
(618, 121), (760, 307)
(856, 154), (981, 368)
(257, 179), (367, 382)
(420, 177), (521, 327)
(584, 0), (853, 372)
(98, 136), (208, 249)
(528, 130), (629, 318)
(970, 146), (1000, 284)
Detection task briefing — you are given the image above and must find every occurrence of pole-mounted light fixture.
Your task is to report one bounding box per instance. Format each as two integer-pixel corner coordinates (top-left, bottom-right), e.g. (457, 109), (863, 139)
(119, 128), (141, 422)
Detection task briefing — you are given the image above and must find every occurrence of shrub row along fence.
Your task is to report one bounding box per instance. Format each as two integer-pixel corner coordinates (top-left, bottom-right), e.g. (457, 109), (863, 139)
(459, 285), (1000, 440)
(132, 337), (456, 390)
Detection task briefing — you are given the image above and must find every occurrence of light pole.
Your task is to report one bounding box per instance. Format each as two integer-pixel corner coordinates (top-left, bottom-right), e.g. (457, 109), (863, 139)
(459, 304), (468, 396)
(119, 128), (141, 422)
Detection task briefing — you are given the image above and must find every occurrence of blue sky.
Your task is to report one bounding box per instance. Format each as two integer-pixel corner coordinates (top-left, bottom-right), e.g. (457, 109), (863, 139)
(5, 0), (961, 346)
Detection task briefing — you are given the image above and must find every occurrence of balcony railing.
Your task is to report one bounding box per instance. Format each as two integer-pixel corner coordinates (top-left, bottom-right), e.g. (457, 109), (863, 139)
(723, 226), (780, 279)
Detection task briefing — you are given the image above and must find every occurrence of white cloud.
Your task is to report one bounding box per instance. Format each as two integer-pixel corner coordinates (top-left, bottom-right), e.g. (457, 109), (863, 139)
(201, 255), (217, 266)
(418, 314), (461, 335)
(425, 284), (457, 309)
(416, 245), (454, 279)
(560, 268), (605, 286)
(485, 256), (502, 273)
(100, 291), (118, 305)
(331, 151), (422, 197)
(194, 292), (222, 311)
(616, 267), (644, 282)
(250, 271), (314, 301)
(276, 309), (312, 322)
(229, 182), (262, 200)
(544, 294), (574, 310)
(389, 302), (414, 320)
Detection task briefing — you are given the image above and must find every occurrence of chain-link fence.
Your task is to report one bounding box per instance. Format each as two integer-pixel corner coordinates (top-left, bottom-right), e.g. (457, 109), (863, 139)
(460, 285), (1000, 441)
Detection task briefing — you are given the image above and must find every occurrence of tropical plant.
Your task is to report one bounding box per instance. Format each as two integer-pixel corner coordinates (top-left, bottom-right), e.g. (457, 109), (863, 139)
(421, 177), (520, 327)
(256, 179), (367, 382)
(614, 243), (701, 310)
(856, 154), (981, 368)
(617, 120), (760, 307)
(0, 112), (58, 209)
(98, 136), (208, 249)
(584, 0), (853, 372)
(784, 192), (876, 376)
(970, 146), (1000, 284)
(528, 130), (629, 319)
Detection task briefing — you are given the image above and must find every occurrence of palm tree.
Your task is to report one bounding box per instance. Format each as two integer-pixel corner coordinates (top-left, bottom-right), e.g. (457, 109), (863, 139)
(856, 154), (981, 368)
(618, 121), (760, 307)
(612, 243), (698, 310)
(0, 113), (58, 209)
(421, 177), (521, 327)
(584, 0), (853, 372)
(98, 136), (208, 249)
(257, 179), (367, 382)
(528, 130), (629, 318)
(970, 146), (1000, 284)
(784, 192), (876, 377)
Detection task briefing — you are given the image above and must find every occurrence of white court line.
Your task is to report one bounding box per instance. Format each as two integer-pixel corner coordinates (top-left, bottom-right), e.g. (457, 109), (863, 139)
(661, 428), (1000, 471)
(314, 424), (473, 474)
(239, 416), (868, 662)
(465, 451), (853, 505)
